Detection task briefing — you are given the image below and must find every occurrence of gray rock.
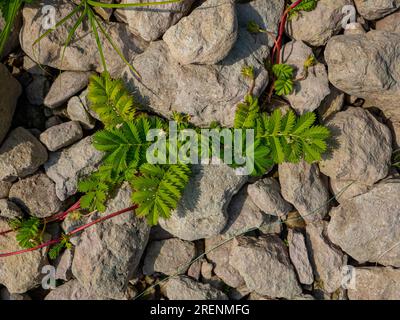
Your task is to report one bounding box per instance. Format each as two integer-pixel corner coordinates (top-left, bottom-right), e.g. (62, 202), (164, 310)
(279, 161), (329, 224)
(288, 229), (314, 285)
(330, 179), (370, 203)
(281, 41), (330, 114)
(325, 31), (400, 109)
(376, 11), (400, 33)
(45, 116), (63, 129)
(26, 75), (50, 105)
(343, 22), (366, 35)
(143, 238), (196, 276)
(286, 0), (353, 46)
(0, 287), (31, 300)
(0, 181), (12, 199)
(319, 107), (392, 185)
(0, 218), (48, 293)
(205, 236), (246, 288)
(72, 183), (150, 299)
(44, 71), (91, 109)
(201, 261), (214, 280)
(163, 0), (237, 65)
(21, 0), (147, 77)
(317, 85), (345, 121)
(164, 276), (228, 300)
(305, 222), (347, 293)
(0, 64), (22, 144)
(223, 187), (276, 237)
(44, 136), (103, 201)
(123, 28), (270, 127)
(54, 249), (73, 281)
(9, 173), (63, 218)
(115, 0), (195, 42)
(23, 55), (47, 76)
(354, 0), (400, 20)
(247, 177), (292, 218)
(40, 121), (83, 151)
(187, 259), (202, 281)
(237, 0), (285, 48)
(347, 267), (400, 300)
(159, 164), (247, 241)
(0, 199), (23, 219)
(45, 280), (104, 300)
(67, 96), (96, 129)
(0, 127), (48, 182)
(327, 180), (400, 267)
(229, 235), (302, 298)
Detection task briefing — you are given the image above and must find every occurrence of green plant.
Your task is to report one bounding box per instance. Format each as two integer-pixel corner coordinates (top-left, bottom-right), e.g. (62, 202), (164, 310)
(9, 216), (43, 249)
(288, 0), (319, 19)
(392, 149), (400, 169)
(48, 234), (72, 260)
(272, 63), (295, 96)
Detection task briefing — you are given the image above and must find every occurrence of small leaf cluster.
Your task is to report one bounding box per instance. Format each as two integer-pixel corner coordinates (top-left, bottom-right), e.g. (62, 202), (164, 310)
(9, 216), (42, 249)
(288, 0), (319, 19)
(272, 64), (295, 96)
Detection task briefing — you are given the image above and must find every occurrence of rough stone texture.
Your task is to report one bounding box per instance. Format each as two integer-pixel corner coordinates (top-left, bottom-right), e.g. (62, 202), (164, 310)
(9, 173), (63, 218)
(305, 222), (347, 293)
(330, 179), (370, 203)
(0, 127), (48, 182)
(143, 238), (196, 276)
(328, 180), (400, 267)
(237, 0), (285, 48)
(0, 219), (47, 293)
(0, 199), (23, 219)
(288, 229), (314, 285)
(0, 288), (31, 300)
(281, 41), (330, 114)
(205, 236), (246, 288)
(0, 64), (22, 144)
(279, 161), (329, 224)
(229, 235), (302, 298)
(343, 22), (366, 35)
(55, 249), (73, 281)
(354, 0), (400, 20)
(164, 276), (228, 300)
(376, 11), (400, 33)
(116, 0), (195, 42)
(21, 0), (147, 77)
(123, 29), (270, 127)
(0, 181), (12, 199)
(44, 136), (103, 201)
(67, 96), (96, 129)
(40, 121), (83, 151)
(319, 107), (392, 185)
(163, 0), (237, 65)
(23, 55), (47, 76)
(223, 187), (277, 237)
(187, 259), (202, 281)
(247, 177), (292, 218)
(347, 267), (400, 300)
(159, 164), (247, 241)
(318, 85), (345, 121)
(286, 0), (353, 46)
(44, 71), (91, 109)
(325, 31), (400, 109)
(45, 280), (104, 300)
(72, 183), (150, 299)
(45, 116), (63, 129)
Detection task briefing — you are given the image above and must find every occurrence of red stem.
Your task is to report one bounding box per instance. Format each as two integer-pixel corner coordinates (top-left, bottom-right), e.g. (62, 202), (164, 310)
(0, 204), (137, 258)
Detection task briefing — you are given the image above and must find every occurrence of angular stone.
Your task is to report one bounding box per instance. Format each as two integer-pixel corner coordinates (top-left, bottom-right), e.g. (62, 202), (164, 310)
(9, 173), (63, 218)
(247, 177), (292, 218)
(163, 0), (237, 65)
(44, 71), (91, 109)
(40, 121), (83, 152)
(288, 229), (314, 285)
(45, 280), (104, 300)
(330, 179), (370, 203)
(54, 249), (73, 281)
(229, 235), (302, 298)
(21, 0), (147, 77)
(317, 85), (345, 121)
(281, 41), (330, 114)
(72, 183), (150, 299)
(279, 161), (329, 224)
(67, 96), (96, 129)
(116, 0), (195, 42)
(205, 235), (245, 288)
(0, 181), (12, 199)
(376, 11), (400, 33)
(319, 107), (392, 185)
(348, 267), (400, 300)
(143, 238), (196, 276)
(305, 222), (347, 293)
(354, 0), (400, 20)
(0, 127), (48, 182)
(164, 276), (228, 300)
(286, 0), (353, 46)
(0, 63), (22, 144)
(0, 199), (23, 219)
(159, 164), (247, 241)
(325, 31), (400, 109)
(0, 219), (48, 293)
(44, 136), (103, 201)
(123, 28), (269, 127)
(327, 180), (400, 267)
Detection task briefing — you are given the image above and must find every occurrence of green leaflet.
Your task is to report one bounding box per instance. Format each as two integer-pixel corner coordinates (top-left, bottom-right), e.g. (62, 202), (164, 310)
(272, 64), (295, 96)
(9, 216), (42, 249)
(234, 94), (260, 129)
